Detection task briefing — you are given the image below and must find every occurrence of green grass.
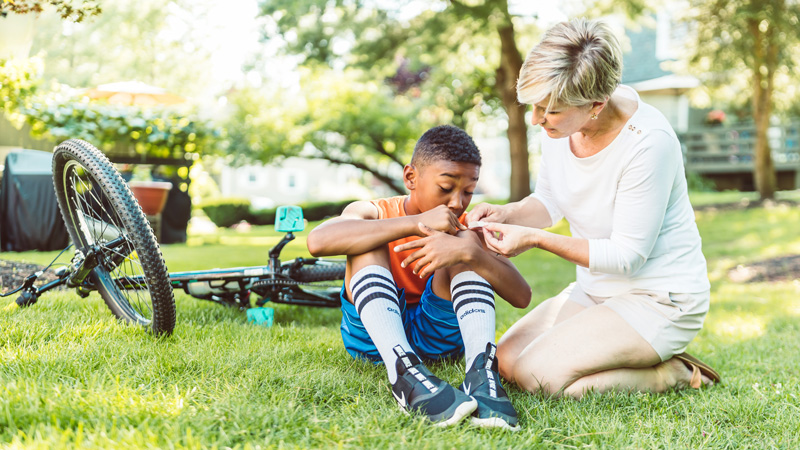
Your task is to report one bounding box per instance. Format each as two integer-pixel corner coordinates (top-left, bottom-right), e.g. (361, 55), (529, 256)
(2, 193), (800, 449)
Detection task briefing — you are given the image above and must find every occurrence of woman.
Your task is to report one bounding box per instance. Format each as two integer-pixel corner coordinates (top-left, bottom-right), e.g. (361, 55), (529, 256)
(467, 18), (720, 398)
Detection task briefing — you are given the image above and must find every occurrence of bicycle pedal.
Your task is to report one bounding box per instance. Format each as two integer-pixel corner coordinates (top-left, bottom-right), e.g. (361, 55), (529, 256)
(246, 307), (274, 327)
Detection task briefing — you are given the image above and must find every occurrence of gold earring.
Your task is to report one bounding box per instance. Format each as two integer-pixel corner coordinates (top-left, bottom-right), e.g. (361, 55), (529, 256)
(591, 113), (598, 120)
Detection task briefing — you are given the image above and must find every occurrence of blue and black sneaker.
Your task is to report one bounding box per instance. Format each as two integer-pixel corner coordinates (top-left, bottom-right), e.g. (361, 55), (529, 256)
(391, 346), (477, 427)
(461, 343), (520, 431)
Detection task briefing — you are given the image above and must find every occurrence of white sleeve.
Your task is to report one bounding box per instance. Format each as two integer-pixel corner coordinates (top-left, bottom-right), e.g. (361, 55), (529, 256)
(588, 130), (679, 275)
(530, 148), (563, 227)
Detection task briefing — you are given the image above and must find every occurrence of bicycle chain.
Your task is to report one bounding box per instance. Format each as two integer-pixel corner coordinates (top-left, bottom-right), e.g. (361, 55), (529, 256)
(251, 278), (342, 289)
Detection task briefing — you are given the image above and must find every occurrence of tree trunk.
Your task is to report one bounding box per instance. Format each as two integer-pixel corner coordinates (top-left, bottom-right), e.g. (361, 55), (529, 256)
(750, 20), (778, 200)
(496, 19), (530, 202)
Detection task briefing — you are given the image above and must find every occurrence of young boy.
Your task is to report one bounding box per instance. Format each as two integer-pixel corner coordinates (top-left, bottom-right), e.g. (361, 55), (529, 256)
(307, 125), (531, 430)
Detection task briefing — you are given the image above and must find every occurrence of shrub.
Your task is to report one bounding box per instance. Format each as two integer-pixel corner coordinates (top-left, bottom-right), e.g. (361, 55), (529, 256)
(248, 208), (277, 226)
(246, 199), (357, 227)
(299, 199), (356, 221)
(199, 198), (251, 228)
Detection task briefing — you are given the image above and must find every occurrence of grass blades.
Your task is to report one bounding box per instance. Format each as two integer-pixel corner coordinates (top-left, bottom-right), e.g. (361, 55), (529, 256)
(2, 193), (800, 449)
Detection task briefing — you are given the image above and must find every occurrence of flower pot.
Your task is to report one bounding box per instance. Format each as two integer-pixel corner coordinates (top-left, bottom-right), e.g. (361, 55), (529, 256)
(128, 181), (172, 216)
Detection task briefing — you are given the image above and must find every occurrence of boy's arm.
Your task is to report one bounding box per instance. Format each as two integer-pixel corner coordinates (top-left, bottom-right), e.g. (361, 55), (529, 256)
(393, 224), (532, 308)
(307, 201), (465, 257)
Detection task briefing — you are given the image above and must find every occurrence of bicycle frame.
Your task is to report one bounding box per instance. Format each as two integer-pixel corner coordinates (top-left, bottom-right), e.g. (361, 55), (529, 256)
(8, 227), (344, 310)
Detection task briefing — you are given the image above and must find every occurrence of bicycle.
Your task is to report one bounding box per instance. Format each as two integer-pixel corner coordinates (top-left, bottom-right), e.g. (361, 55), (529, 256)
(2, 139), (346, 336)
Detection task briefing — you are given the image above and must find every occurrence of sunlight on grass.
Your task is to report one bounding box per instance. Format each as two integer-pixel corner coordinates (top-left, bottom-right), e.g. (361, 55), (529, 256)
(706, 315), (766, 341)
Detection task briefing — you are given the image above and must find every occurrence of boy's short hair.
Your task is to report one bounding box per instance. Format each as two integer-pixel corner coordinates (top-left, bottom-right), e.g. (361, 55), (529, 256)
(410, 125), (481, 168)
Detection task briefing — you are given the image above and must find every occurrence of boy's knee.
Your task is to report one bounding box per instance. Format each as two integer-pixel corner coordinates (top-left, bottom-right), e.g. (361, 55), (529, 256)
(348, 247), (391, 272)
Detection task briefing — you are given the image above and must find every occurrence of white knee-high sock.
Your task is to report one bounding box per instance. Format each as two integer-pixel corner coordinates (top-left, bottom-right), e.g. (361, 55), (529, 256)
(451, 271), (496, 371)
(350, 265), (413, 383)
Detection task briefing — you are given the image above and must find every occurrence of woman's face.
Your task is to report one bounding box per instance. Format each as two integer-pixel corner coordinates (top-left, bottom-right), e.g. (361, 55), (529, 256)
(530, 99), (593, 139)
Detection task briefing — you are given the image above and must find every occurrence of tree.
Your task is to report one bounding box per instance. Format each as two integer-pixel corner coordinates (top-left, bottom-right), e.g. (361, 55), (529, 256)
(222, 68), (432, 194)
(0, 0), (101, 22)
(686, 0), (800, 200)
(259, 0), (537, 201)
(27, 0), (220, 97)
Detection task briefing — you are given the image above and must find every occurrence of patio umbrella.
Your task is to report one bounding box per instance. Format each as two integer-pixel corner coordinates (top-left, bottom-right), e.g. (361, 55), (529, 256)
(84, 81), (185, 106)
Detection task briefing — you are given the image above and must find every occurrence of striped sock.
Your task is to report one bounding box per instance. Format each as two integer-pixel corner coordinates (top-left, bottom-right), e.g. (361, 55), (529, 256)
(350, 265), (413, 383)
(451, 271), (496, 371)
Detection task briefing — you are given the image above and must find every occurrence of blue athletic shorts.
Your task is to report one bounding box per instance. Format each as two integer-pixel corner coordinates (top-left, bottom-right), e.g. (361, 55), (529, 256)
(340, 276), (464, 363)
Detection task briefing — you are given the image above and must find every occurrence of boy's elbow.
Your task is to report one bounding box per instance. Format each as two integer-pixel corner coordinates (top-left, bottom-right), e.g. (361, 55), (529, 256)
(306, 232), (324, 256)
(509, 284), (532, 309)
(519, 286), (532, 308)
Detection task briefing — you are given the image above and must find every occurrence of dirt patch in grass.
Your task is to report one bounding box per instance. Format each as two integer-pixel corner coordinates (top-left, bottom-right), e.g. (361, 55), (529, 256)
(728, 255), (800, 283)
(0, 259), (65, 294)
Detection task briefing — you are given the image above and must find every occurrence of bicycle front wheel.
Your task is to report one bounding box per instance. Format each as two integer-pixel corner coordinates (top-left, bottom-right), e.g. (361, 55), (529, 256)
(52, 139), (176, 335)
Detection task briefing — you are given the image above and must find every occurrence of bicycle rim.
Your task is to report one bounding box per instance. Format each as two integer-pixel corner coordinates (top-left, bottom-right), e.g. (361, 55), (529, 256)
(52, 139), (176, 335)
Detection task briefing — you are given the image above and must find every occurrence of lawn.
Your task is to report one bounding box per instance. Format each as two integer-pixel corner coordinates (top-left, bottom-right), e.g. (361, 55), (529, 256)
(2, 192), (799, 449)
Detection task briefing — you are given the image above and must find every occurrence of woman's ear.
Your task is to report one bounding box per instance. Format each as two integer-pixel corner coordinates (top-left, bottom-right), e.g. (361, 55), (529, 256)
(403, 164), (417, 190)
(590, 98), (609, 116)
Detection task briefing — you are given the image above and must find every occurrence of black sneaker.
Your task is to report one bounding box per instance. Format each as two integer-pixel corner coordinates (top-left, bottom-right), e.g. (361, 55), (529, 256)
(391, 346), (477, 427)
(462, 343), (520, 431)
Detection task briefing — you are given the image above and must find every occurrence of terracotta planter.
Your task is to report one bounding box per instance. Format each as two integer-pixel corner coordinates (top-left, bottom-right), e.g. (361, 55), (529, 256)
(128, 181), (172, 216)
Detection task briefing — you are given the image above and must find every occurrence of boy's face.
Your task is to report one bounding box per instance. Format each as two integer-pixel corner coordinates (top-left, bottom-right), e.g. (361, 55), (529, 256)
(404, 159), (480, 217)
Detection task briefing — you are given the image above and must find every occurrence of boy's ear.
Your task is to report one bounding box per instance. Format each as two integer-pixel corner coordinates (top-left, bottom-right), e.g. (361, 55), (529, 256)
(403, 164), (417, 191)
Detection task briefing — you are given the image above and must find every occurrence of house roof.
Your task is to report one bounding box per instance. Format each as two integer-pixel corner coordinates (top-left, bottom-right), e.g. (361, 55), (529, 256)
(621, 26), (672, 84)
(621, 25), (699, 94)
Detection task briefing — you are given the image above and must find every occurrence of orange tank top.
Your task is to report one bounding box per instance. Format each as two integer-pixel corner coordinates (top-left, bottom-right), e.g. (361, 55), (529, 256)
(370, 196), (465, 305)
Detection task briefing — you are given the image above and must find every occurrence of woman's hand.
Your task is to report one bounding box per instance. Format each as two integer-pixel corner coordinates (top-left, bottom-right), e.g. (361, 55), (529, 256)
(393, 223), (481, 278)
(480, 222), (540, 257)
(465, 202), (508, 226)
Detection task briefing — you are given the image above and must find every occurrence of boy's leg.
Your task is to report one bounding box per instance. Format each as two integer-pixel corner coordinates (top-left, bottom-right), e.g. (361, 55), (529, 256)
(429, 266), (519, 431)
(343, 248), (477, 426)
(344, 248), (411, 384)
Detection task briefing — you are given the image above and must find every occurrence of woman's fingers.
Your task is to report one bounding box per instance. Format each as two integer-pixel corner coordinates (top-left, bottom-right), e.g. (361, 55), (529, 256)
(465, 203), (492, 224)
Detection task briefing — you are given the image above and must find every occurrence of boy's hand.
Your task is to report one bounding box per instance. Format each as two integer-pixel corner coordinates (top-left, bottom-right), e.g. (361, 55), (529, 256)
(394, 223), (481, 278)
(417, 205), (466, 236)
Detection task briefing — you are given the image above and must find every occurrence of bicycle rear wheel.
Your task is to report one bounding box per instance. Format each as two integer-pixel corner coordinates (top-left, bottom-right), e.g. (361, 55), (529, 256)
(52, 139), (176, 335)
(277, 259), (346, 307)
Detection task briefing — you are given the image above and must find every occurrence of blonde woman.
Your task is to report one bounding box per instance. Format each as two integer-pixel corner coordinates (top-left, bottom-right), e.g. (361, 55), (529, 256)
(466, 18), (721, 398)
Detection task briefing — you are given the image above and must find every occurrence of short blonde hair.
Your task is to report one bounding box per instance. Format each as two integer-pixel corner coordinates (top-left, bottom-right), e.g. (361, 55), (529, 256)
(517, 18), (623, 112)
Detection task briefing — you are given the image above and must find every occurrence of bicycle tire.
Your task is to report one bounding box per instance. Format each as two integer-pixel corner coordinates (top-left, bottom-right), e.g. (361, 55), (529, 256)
(52, 139), (176, 335)
(286, 260), (346, 282)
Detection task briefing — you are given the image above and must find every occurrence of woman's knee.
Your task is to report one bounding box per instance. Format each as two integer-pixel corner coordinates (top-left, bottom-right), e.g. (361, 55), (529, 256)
(511, 353), (578, 396)
(496, 338), (520, 380)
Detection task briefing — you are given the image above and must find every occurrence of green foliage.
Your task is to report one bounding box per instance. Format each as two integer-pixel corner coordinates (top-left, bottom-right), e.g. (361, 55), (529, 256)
(685, 0), (800, 112)
(247, 208), (277, 226)
(28, 0), (218, 96)
(0, 0), (101, 22)
(17, 98), (217, 161)
(247, 199), (356, 226)
(686, 171), (718, 192)
(222, 70), (429, 194)
(198, 198), (251, 228)
(0, 58), (42, 126)
(298, 198), (356, 222)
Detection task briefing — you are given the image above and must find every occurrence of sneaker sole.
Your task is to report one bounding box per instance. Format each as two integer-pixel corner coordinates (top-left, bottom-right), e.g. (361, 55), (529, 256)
(433, 398), (478, 428)
(470, 416), (520, 432)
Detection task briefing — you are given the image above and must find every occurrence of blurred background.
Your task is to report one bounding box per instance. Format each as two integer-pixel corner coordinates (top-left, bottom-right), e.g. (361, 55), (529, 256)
(2, 0), (799, 247)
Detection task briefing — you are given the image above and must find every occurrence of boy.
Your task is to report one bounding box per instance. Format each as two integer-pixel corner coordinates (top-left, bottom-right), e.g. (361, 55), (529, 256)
(307, 125), (531, 430)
